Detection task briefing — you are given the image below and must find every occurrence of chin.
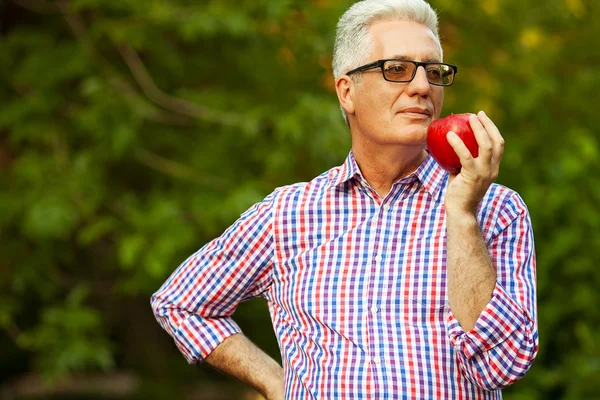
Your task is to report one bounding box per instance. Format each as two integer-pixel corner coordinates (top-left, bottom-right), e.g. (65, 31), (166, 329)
(394, 122), (427, 139)
(384, 129), (427, 146)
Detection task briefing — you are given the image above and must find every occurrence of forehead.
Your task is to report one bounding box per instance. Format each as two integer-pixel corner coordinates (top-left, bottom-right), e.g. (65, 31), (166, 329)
(367, 20), (442, 62)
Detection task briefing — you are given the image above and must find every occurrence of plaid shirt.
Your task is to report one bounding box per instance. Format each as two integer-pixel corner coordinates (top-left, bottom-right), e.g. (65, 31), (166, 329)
(152, 151), (538, 399)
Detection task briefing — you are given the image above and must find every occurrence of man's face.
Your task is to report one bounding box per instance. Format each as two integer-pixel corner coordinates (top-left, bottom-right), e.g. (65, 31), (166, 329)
(350, 20), (444, 147)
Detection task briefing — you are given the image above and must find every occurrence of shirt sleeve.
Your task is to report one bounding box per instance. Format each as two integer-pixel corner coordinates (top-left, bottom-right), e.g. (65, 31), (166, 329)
(150, 190), (278, 364)
(446, 193), (539, 390)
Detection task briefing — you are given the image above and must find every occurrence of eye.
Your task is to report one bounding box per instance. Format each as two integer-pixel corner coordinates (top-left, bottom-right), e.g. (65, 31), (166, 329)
(386, 63), (407, 73)
(428, 69), (442, 78)
(426, 66), (446, 83)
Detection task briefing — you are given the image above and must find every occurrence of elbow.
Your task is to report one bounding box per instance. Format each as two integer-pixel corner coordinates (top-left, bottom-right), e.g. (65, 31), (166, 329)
(150, 292), (176, 330)
(464, 333), (539, 392)
(150, 293), (163, 320)
(472, 371), (528, 392)
(472, 364), (535, 392)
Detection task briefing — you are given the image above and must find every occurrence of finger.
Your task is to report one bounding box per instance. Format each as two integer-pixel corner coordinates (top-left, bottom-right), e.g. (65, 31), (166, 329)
(477, 110), (505, 163)
(447, 131), (476, 169)
(469, 113), (493, 161)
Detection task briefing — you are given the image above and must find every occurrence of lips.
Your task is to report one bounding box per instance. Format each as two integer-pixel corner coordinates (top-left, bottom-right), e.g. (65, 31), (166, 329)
(399, 107), (431, 116)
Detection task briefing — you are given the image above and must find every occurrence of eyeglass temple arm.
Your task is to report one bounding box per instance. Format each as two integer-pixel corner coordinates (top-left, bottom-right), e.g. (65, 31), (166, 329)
(346, 60), (382, 75)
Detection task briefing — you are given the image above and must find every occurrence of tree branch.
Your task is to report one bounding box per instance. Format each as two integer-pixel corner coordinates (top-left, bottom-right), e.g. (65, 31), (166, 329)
(133, 148), (228, 190)
(115, 44), (244, 127)
(48, 1), (239, 127)
(107, 76), (195, 127)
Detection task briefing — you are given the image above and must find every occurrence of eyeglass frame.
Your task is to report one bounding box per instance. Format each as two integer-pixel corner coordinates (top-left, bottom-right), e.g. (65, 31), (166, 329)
(345, 59), (458, 86)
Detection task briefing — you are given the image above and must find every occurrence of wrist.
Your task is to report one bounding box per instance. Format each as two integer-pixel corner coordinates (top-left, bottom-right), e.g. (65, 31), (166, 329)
(260, 365), (284, 399)
(445, 206), (478, 222)
(262, 376), (285, 400)
(445, 209), (480, 238)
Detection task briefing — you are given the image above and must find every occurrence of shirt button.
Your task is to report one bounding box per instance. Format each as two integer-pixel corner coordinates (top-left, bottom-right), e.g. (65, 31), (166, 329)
(383, 204), (390, 212)
(375, 255), (383, 263)
(370, 306), (378, 314)
(373, 356), (381, 364)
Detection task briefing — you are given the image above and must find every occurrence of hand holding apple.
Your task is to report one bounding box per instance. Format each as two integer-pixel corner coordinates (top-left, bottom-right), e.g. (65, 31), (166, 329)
(433, 111), (505, 215)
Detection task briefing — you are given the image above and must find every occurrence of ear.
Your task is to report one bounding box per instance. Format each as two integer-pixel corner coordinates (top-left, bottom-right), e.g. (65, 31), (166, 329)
(335, 75), (356, 116)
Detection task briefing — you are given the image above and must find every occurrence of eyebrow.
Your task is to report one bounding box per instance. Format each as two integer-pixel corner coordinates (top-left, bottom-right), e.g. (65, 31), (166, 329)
(388, 55), (442, 63)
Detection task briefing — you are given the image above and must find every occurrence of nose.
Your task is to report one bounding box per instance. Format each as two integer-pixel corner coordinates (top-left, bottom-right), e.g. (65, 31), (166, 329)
(406, 65), (431, 96)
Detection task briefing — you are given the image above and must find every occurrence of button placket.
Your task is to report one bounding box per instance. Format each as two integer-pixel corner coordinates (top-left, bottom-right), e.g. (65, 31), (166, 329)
(366, 199), (387, 384)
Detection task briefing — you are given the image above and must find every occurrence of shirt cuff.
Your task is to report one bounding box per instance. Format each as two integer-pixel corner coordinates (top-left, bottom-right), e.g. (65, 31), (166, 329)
(447, 283), (525, 359)
(173, 315), (242, 364)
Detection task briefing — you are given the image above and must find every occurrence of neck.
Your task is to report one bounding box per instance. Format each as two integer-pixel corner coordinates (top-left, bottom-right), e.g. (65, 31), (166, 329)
(352, 142), (427, 198)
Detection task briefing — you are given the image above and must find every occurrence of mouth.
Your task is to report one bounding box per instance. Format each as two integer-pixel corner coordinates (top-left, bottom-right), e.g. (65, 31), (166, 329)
(398, 107), (432, 117)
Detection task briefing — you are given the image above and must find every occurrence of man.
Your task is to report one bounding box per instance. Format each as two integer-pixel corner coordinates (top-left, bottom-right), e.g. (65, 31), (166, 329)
(151, 0), (538, 398)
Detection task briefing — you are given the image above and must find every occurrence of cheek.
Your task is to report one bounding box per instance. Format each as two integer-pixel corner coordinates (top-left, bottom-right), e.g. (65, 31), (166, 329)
(368, 88), (398, 121)
(358, 88), (388, 119)
(433, 89), (444, 117)
(355, 84), (402, 129)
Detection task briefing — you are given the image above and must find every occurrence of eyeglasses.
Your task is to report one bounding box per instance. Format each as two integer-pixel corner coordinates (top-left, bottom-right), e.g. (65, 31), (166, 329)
(346, 59), (458, 86)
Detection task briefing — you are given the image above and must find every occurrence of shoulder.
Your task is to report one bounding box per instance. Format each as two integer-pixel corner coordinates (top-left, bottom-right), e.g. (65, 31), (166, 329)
(482, 183), (529, 216)
(479, 183), (532, 241)
(268, 165), (343, 207)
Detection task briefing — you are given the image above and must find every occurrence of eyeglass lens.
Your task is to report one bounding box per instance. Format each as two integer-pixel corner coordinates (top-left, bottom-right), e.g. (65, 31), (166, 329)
(383, 61), (454, 85)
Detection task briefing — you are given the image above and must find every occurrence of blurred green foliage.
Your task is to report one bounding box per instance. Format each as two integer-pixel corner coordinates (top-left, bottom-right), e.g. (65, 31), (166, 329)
(1, 0), (599, 398)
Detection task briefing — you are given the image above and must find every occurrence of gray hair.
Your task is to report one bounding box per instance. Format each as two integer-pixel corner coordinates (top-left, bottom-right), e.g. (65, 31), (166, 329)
(332, 0), (441, 125)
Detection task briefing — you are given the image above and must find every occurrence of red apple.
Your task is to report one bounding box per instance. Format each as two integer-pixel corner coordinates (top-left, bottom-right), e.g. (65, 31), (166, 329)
(426, 113), (479, 174)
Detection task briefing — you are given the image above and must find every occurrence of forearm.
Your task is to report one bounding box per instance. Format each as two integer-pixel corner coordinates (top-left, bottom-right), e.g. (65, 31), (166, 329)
(446, 210), (496, 331)
(206, 333), (284, 399)
(445, 195), (539, 390)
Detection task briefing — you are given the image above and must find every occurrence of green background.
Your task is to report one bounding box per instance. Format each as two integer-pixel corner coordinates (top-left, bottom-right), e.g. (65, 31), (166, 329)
(1, 0), (598, 398)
